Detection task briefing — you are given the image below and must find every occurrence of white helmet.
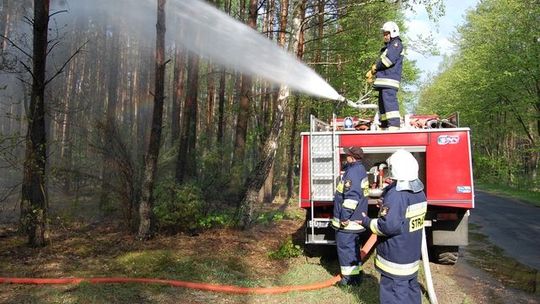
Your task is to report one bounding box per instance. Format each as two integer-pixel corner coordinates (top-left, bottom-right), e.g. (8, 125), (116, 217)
(387, 149), (424, 192)
(381, 21), (400, 38)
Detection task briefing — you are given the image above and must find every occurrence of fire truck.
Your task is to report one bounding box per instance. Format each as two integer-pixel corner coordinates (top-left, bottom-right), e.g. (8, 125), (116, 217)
(299, 112), (474, 264)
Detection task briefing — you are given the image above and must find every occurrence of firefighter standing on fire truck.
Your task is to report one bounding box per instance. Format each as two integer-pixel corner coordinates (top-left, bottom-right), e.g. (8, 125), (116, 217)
(331, 146), (369, 286)
(365, 21), (404, 130)
(361, 149), (427, 303)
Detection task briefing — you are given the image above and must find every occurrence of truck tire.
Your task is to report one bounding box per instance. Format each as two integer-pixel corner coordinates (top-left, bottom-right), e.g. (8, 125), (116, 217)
(432, 246), (459, 265)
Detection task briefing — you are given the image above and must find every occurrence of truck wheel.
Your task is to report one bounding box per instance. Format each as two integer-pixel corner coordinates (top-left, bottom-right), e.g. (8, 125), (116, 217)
(432, 246), (459, 265)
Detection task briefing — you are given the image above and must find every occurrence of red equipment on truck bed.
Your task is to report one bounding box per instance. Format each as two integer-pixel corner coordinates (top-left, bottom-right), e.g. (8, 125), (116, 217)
(299, 114), (474, 264)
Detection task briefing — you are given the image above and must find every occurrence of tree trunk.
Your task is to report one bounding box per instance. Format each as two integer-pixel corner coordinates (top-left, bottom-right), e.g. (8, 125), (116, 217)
(60, 55), (81, 194)
(206, 64), (215, 143)
(216, 0), (231, 147)
(314, 0), (324, 67)
(99, 25), (120, 212)
(238, 86), (289, 228)
(233, 74), (251, 167)
(138, 0), (167, 240)
(232, 0), (258, 185)
(171, 48), (185, 144)
(217, 68), (226, 146)
(258, 162), (274, 203)
(20, 0), (50, 247)
(286, 95), (300, 201)
(0, 0), (11, 52)
(258, 0), (287, 204)
(278, 0), (289, 48)
(237, 0), (306, 229)
(285, 0), (306, 202)
(175, 52), (199, 183)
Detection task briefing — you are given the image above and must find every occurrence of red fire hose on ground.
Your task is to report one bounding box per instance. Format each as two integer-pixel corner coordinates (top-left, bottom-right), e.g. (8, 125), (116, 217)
(0, 234), (378, 295)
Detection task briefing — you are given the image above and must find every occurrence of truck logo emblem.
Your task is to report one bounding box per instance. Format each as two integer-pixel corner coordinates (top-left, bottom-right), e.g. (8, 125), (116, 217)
(456, 186), (471, 193)
(438, 135), (460, 145)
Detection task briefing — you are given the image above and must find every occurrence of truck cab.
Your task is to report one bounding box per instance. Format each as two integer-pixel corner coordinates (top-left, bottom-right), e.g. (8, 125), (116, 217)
(299, 114), (474, 264)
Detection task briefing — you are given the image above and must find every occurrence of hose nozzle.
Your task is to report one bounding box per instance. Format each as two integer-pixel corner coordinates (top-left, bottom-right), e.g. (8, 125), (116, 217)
(337, 95), (355, 105)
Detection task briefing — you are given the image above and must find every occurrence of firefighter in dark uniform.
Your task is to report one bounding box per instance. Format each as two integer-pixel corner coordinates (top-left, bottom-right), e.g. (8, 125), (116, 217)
(361, 149), (427, 303)
(365, 21), (404, 130)
(331, 146), (369, 286)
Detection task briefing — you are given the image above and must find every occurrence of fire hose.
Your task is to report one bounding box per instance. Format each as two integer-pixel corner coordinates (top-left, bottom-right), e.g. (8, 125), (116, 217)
(422, 227), (439, 304)
(0, 232), (437, 302)
(0, 234), (378, 295)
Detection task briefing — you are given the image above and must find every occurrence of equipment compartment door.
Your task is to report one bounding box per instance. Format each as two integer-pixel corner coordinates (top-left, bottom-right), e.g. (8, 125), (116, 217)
(426, 131), (474, 208)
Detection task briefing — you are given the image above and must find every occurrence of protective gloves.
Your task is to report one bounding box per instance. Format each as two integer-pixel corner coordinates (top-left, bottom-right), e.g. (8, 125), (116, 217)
(365, 70), (374, 84)
(370, 64), (377, 74)
(365, 64), (377, 84)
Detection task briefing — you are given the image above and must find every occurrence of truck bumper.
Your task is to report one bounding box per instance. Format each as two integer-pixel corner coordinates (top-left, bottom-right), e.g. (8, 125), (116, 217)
(427, 211), (469, 246)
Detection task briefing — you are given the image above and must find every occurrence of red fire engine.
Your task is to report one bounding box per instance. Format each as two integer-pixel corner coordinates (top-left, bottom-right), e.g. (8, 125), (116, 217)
(299, 113), (474, 264)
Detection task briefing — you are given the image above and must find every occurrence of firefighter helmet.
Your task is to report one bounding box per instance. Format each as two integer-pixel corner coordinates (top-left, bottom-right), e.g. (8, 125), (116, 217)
(381, 21), (400, 38)
(387, 149), (424, 192)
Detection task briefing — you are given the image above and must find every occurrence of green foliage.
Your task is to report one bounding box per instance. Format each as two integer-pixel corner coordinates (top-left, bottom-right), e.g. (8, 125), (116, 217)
(475, 182), (540, 207)
(255, 210), (294, 225)
(268, 237), (302, 260)
(197, 149), (234, 201)
(152, 179), (205, 232)
(473, 154), (509, 182)
(197, 213), (235, 229)
(417, 0), (539, 187)
(304, 2), (421, 123)
(324, 3), (401, 101)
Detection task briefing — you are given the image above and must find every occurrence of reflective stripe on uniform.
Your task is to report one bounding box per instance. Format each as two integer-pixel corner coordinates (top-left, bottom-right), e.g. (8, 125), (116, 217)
(361, 177), (369, 189)
(405, 201), (427, 218)
(374, 78), (400, 89)
(336, 182), (344, 193)
(333, 217), (366, 232)
(381, 50), (393, 67)
(343, 221), (365, 232)
(343, 199), (358, 209)
(369, 218), (386, 236)
(361, 177), (370, 197)
(332, 218), (340, 229)
(375, 255), (419, 276)
(340, 265), (361, 276)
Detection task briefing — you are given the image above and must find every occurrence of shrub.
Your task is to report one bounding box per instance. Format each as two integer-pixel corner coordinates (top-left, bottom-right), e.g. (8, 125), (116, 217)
(197, 213), (235, 229)
(153, 179), (205, 232)
(268, 238), (302, 260)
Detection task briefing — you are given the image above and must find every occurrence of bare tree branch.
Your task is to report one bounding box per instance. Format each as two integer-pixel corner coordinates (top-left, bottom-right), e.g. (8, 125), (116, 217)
(44, 40), (89, 86)
(19, 61), (35, 80)
(46, 40), (62, 56)
(0, 182), (21, 203)
(0, 34), (32, 59)
(49, 9), (68, 18)
(16, 76), (32, 87)
(23, 16), (33, 27)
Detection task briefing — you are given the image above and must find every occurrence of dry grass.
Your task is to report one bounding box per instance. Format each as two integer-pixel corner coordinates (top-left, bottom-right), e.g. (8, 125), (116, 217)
(0, 205), (376, 304)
